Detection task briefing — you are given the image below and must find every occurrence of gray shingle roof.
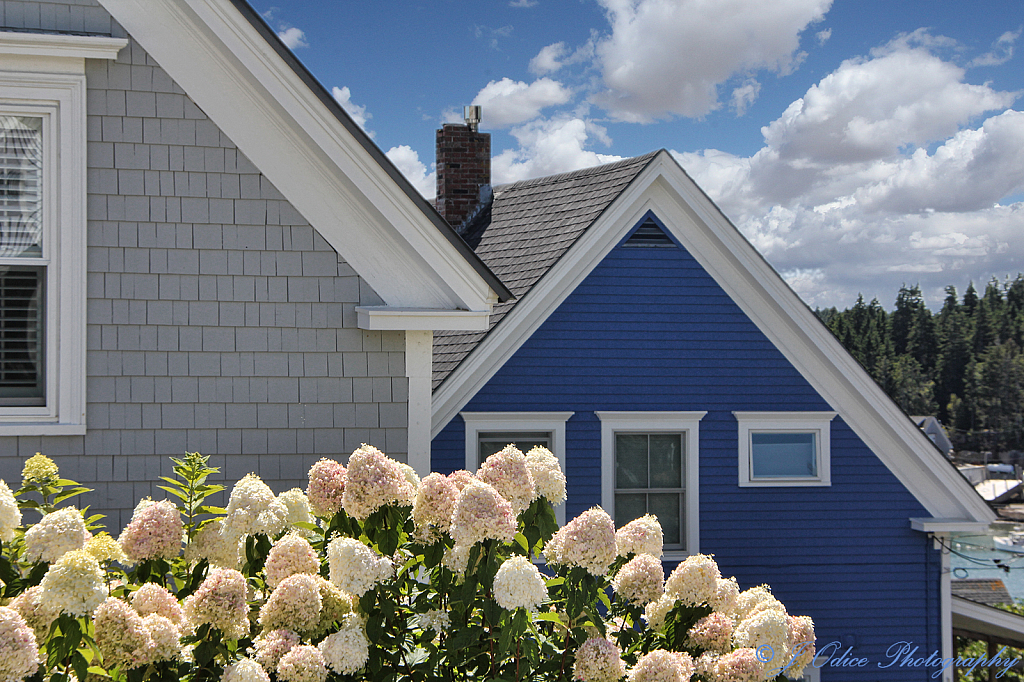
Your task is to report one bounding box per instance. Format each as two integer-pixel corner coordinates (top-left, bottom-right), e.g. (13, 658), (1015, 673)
(432, 151), (660, 389)
(951, 578), (1013, 606)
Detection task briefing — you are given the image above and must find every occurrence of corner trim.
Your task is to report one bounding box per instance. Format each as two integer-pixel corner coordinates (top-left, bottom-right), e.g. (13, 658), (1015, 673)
(356, 306), (490, 331)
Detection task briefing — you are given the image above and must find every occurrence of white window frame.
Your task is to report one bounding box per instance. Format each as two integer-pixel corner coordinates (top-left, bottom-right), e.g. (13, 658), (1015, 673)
(734, 411), (837, 487)
(596, 411), (706, 559)
(0, 32), (125, 434)
(461, 411), (573, 525)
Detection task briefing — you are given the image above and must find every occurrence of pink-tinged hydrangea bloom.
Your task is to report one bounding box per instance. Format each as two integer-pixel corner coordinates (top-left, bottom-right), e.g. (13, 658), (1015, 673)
(279, 489), (314, 535)
(276, 645), (328, 682)
(0, 479), (21, 543)
(253, 630), (300, 672)
(573, 638), (626, 682)
(342, 445), (416, 520)
(685, 612), (732, 652)
(223, 658), (270, 682)
(447, 470), (475, 491)
(259, 573), (322, 635)
(0, 606), (40, 682)
(24, 507), (89, 563)
(477, 445), (536, 515)
(327, 538), (393, 596)
(693, 652), (719, 680)
(733, 585), (785, 620)
(318, 615), (369, 675)
(713, 648), (763, 682)
(524, 446), (566, 505)
(412, 473), (458, 542)
(612, 553), (664, 606)
(141, 613), (180, 663)
(265, 533), (320, 589)
(183, 568), (249, 640)
(615, 515), (663, 558)
(664, 554), (720, 607)
(544, 507), (616, 576)
(119, 499), (183, 564)
(39, 548), (108, 616)
(306, 459), (346, 519)
(708, 576), (740, 614)
(225, 474), (288, 538)
(131, 583), (184, 625)
(786, 615), (816, 678)
(9, 586), (57, 643)
(492, 556), (548, 611)
(94, 597), (151, 670)
(627, 650), (694, 682)
(86, 533), (128, 564)
(643, 594), (676, 631)
(185, 519), (242, 569)
(312, 577), (353, 639)
(450, 481), (516, 546)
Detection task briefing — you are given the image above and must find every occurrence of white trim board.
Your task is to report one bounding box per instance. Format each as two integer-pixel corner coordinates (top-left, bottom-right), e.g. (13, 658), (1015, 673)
(97, 0), (497, 312)
(432, 150), (994, 524)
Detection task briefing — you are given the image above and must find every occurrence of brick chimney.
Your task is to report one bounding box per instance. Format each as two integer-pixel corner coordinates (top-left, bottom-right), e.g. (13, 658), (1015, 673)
(435, 106), (490, 229)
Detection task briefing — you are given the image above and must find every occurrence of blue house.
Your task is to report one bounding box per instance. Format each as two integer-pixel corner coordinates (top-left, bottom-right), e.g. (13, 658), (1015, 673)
(428, 143), (1003, 679)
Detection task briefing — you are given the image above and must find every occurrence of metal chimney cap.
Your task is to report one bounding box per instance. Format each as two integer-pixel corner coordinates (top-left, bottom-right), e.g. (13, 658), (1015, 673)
(464, 105), (482, 132)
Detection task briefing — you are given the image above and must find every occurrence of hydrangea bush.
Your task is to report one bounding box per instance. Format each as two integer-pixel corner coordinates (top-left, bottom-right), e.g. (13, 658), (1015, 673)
(0, 445), (815, 682)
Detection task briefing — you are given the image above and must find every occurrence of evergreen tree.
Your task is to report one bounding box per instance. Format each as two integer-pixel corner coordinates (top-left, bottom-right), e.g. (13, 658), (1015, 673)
(968, 340), (1024, 449)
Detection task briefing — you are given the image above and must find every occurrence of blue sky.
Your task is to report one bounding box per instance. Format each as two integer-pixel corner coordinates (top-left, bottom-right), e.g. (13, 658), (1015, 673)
(252, 0), (1023, 310)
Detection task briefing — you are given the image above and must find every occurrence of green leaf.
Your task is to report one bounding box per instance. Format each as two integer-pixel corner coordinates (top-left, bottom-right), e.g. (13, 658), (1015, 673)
(156, 486), (188, 502)
(533, 611), (564, 626)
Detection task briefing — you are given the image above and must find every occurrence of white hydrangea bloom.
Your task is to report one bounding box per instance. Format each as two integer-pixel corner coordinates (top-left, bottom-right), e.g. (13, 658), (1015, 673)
(525, 446), (566, 505)
(318, 615), (369, 675)
(412, 609), (451, 632)
(492, 556), (548, 611)
(223, 658), (270, 682)
(327, 538), (393, 596)
(708, 576), (740, 614)
(279, 489), (315, 536)
(0, 479), (21, 543)
(614, 515), (663, 558)
(734, 608), (790, 667)
(39, 548), (108, 616)
(224, 474), (288, 538)
(24, 506), (89, 563)
(664, 554), (720, 606)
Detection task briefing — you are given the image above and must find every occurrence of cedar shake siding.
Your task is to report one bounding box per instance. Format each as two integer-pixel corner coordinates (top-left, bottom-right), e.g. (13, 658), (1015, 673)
(0, 0), (408, 528)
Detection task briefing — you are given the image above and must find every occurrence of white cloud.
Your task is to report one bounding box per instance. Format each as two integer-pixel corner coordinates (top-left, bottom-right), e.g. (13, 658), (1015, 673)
(472, 77), (573, 127)
(386, 145), (436, 199)
(509, 0), (538, 6)
(731, 79), (761, 116)
(331, 86), (374, 137)
(969, 28), (1020, 67)
(277, 26), (308, 50)
(816, 28), (831, 45)
(671, 36), (1024, 308)
(529, 42), (568, 75)
(492, 116), (623, 184)
(590, 0), (832, 122)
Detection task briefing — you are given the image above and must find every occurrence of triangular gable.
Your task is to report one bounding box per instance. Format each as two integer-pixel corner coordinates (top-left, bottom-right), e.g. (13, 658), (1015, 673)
(98, 0), (510, 314)
(433, 149), (994, 523)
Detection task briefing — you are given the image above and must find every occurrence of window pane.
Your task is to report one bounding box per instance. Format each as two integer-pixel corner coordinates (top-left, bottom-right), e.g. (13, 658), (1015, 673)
(649, 493), (682, 547)
(649, 434), (683, 488)
(0, 116), (43, 257)
(615, 493), (646, 529)
(0, 265), (44, 404)
(751, 432), (817, 477)
(478, 432), (551, 469)
(616, 434), (648, 489)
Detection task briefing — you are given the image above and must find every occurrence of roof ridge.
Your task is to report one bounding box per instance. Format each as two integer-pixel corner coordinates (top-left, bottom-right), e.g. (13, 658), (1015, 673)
(493, 150), (661, 193)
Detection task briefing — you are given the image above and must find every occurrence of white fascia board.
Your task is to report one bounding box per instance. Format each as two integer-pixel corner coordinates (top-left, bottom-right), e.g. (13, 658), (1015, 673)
(0, 31), (127, 61)
(910, 518), (993, 533)
(953, 597), (1024, 643)
(97, 0), (494, 312)
(356, 306), (490, 331)
(433, 150), (994, 523)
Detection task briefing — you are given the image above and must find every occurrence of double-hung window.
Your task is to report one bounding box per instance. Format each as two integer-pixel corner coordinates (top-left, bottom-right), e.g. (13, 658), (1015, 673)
(597, 412), (705, 557)
(0, 32), (125, 433)
(734, 412), (836, 487)
(461, 411), (573, 524)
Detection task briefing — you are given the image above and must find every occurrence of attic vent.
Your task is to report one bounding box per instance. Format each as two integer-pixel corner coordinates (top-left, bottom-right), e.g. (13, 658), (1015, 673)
(624, 219), (674, 247)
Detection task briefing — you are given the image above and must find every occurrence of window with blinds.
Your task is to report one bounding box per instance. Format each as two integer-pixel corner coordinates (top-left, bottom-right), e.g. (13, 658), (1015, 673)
(0, 116), (45, 405)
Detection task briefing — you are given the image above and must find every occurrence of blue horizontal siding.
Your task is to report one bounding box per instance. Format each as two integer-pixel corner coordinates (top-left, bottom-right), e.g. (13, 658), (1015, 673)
(433, 217), (941, 680)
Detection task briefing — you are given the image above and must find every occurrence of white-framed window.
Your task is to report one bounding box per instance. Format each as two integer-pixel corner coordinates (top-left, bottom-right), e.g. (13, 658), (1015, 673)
(461, 411), (574, 524)
(596, 411), (705, 558)
(734, 411), (837, 487)
(0, 32), (125, 434)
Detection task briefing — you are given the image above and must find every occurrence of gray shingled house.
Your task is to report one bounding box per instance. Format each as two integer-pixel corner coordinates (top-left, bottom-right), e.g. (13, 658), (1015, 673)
(0, 0), (509, 527)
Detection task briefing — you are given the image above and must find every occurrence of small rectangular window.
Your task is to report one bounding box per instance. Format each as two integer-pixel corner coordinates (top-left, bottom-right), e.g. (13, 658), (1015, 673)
(734, 412), (836, 487)
(750, 432), (817, 478)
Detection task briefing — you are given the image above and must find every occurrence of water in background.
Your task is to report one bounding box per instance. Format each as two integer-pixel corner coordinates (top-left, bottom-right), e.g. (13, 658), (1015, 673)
(951, 532), (1024, 601)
